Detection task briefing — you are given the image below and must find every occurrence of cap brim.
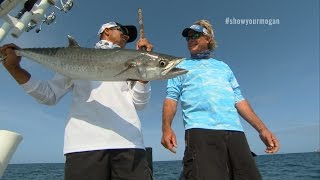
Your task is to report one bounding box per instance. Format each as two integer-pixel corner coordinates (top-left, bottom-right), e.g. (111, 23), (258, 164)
(182, 28), (199, 37)
(122, 25), (137, 43)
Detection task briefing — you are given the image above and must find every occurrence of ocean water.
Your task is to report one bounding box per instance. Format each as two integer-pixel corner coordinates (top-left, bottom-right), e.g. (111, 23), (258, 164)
(2, 152), (319, 180)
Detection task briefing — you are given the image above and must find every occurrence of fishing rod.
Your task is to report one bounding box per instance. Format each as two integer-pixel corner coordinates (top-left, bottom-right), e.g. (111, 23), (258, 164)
(137, 8), (146, 51)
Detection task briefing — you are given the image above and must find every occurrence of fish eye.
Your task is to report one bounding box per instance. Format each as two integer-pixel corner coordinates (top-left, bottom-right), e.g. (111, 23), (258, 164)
(159, 60), (167, 67)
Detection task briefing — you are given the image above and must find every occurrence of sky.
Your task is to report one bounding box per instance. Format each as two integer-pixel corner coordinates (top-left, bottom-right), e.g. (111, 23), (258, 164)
(0, 0), (319, 163)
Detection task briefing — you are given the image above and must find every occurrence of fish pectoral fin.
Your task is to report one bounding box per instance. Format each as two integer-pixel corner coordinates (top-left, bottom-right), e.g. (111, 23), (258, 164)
(67, 35), (81, 47)
(137, 65), (147, 79)
(114, 63), (136, 77)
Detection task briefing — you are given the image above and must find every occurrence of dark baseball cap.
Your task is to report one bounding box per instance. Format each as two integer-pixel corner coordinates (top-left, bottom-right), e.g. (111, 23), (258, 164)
(98, 21), (137, 43)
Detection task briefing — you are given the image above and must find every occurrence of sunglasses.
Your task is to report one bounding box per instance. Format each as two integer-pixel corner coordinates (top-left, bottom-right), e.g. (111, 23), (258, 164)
(110, 26), (128, 36)
(186, 33), (202, 41)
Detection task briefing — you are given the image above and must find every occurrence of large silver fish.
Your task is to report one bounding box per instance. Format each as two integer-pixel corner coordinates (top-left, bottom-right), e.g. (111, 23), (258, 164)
(1, 36), (187, 81)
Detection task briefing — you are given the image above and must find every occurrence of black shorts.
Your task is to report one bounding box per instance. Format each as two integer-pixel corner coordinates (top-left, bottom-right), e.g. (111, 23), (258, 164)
(64, 148), (153, 180)
(181, 129), (262, 180)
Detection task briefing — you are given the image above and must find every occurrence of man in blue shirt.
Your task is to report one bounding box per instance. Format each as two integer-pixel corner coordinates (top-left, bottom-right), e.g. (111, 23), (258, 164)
(161, 20), (280, 180)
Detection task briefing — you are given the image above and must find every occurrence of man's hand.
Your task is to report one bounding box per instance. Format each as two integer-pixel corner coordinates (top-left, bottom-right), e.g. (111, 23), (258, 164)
(161, 127), (178, 153)
(0, 43), (31, 84)
(259, 128), (280, 153)
(136, 38), (153, 84)
(0, 43), (21, 69)
(136, 38), (153, 52)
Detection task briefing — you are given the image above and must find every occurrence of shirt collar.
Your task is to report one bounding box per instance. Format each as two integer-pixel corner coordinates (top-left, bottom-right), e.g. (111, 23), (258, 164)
(190, 50), (211, 59)
(95, 40), (120, 49)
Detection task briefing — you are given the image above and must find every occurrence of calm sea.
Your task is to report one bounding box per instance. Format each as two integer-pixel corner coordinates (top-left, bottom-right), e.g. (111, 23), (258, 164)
(2, 152), (319, 180)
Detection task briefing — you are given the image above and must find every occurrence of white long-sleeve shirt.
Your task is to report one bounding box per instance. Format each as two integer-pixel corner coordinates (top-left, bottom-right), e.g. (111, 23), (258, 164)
(20, 41), (151, 154)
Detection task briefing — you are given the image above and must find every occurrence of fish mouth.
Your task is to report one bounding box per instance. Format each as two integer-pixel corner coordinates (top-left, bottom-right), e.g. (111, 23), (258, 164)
(161, 58), (185, 76)
(165, 67), (188, 78)
(161, 58), (188, 78)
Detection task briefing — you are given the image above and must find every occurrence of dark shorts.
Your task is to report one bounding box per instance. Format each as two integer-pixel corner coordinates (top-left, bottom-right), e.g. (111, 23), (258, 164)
(64, 148), (153, 180)
(181, 129), (262, 180)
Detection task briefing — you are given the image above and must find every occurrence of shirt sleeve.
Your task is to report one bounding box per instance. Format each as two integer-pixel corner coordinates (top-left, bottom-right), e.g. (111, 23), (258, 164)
(166, 77), (182, 102)
(131, 81), (151, 110)
(20, 73), (73, 105)
(228, 66), (245, 103)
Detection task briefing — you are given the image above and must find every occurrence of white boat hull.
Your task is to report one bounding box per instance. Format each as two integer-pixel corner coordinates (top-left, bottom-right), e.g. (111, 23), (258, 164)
(0, 130), (23, 178)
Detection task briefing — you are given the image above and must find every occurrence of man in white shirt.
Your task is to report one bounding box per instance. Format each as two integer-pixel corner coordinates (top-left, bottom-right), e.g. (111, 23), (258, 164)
(1, 21), (154, 180)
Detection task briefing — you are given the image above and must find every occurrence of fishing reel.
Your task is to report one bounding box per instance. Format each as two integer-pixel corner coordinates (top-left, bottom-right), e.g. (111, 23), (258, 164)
(25, 0), (73, 33)
(54, 0), (73, 13)
(25, 21), (37, 32)
(35, 0), (73, 32)
(25, 12), (56, 33)
(35, 12), (56, 33)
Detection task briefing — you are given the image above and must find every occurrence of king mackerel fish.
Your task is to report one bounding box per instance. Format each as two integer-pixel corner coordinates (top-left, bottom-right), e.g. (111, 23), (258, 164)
(2, 36), (187, 81)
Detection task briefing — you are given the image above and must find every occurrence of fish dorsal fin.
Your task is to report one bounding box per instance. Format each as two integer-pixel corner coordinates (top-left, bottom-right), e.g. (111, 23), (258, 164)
(67, 35), (80, 47)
